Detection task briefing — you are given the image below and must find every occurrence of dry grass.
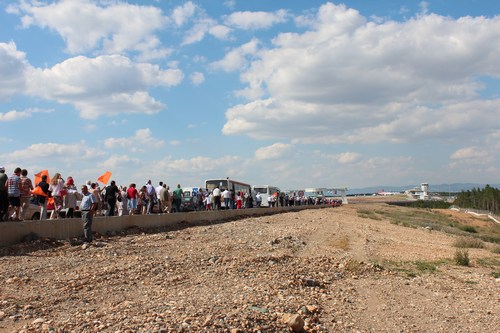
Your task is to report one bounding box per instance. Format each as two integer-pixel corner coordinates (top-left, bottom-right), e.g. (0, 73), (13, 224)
(453, 237), (485, 249)
(328, 235), (350, 250)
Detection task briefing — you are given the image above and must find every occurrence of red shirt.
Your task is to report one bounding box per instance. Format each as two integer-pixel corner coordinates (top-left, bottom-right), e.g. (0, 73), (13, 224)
(127, 187), (138, 199)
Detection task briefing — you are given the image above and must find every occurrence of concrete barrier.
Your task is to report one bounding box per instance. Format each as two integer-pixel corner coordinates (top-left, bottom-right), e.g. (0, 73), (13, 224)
(0, 205), (329, 247)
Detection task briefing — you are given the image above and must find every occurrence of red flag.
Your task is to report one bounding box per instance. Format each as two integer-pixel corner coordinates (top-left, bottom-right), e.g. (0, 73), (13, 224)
(34, 170), (50, 186)
(97, 171), (112, 185)
(32, 186), (47, 196)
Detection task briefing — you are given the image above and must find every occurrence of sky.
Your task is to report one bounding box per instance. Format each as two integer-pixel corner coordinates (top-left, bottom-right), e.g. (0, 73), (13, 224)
(1, 0), (500, 191)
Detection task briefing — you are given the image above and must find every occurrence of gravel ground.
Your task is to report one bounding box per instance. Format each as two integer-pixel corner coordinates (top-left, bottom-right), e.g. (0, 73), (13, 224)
(1, 202), (499, 333)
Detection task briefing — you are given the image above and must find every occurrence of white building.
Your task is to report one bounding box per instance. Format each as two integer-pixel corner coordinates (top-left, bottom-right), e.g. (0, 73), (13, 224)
(405, 182), (429, 200)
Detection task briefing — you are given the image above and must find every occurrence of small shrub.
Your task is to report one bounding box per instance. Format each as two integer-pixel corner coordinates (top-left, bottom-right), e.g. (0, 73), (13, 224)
(344, 259), (364, 273)
(491, 246), (500, 254)
(329, 235), (350, 250)
(453, 237), (484, 249)
(459, 225), (478, 233)
(357, 209), (381, 220)
(454, 249), (470, 266)
(476, 257), (500, 268)
(414, 261), (437, 273)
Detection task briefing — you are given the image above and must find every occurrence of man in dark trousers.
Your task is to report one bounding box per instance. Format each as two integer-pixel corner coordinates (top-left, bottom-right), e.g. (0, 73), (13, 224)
(104, 180), (119, 216)
(36, 175), (50, 220)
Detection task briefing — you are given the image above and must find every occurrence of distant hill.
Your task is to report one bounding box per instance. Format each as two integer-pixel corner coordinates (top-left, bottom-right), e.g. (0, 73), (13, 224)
(348, 183), (500, 195)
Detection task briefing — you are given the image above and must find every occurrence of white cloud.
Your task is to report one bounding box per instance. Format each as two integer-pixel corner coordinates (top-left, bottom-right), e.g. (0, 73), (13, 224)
(0, 108), (53, 122)
(449, 146), (494, 174)
(225, 9), (288, 30)
(171, 1), (197, 26)
(210, 38), (259, 72)
(154, 156), (243, 178)
(224, 1), (236, 10)
(451, 147), (489, 160)
(209, 24), (232, 40)
(190, 72), (205, 85)
(0, 42), (29, 100)
(104, 128), (164, 152)
(10, 0), (169, 59)
(182, 17), (217, 45)
(338, 152), (362, 164)
(10, 142), (104, 160)
(99, 155), (140, 170)
(27, 55), (183, 119)
(222, 2), (500, 147)
(177, 7), (231, 45)
(312, 151), (361, 164)
(255, 143), (293, 160)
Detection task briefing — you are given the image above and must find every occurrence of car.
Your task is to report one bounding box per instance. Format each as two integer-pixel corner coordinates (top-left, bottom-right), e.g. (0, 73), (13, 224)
(180, 194), (197, 212)
(22, 201), (43, 220)
(23, 197), (81, 220)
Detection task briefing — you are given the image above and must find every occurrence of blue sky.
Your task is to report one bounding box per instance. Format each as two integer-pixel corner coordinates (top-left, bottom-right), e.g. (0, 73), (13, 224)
(1, 0), (500, 191)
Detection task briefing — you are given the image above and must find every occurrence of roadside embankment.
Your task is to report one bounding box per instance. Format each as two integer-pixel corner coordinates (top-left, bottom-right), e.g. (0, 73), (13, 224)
(0, 205), (328, 247)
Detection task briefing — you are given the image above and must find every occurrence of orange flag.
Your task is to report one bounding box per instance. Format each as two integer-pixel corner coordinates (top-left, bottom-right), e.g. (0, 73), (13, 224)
(34, 170), (50, 186)
(97, 171), (112, 185)
(32, 186), (47, 196)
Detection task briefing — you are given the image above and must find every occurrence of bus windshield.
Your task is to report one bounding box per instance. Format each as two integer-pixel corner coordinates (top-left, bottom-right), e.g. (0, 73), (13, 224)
(205, 179), (228, 191)
(253, 187), (267, 194)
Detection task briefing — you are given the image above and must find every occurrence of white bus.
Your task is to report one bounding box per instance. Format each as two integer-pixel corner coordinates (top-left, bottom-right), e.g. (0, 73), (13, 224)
(204, 178), (252, 208)
(252, 185), (280, 207)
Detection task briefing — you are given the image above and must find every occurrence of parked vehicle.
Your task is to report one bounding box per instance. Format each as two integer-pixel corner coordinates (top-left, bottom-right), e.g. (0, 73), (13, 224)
(252, 185), (280, 207)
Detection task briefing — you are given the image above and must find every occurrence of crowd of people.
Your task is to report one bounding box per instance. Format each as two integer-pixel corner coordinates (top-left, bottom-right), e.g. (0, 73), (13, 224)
(1, 167), (343, 223)
(1, 166), (342, 243)
(1, 166), (342, 223)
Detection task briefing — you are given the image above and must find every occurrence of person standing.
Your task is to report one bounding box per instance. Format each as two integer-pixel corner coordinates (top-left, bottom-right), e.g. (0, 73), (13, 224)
(6, 167), (22, 221)
(36, 174), (50, 220)
(145, 180), (156, 214)
(159, 184), (169, 213)
(49, 173), (65, 219)
(172, 184), (183, 213)
(104, 180), (119, 216)
(222, 188), (230, 209)
(138, 185), (149, 215)
(89, 183), (102, 216)
(127, 184), (138, 215)
(64, 177), (78, 218)
(0, 167), (8, 221)
(236, 191), (243, 209)
(164, 185), (172, 213)
(118, 186), (128, 216)
(196, 188), (204, 211)
(256, 192), (262, 207)
(79, 185), (97, 244)
(156, 181), (164, 213)
(205, 192), (212, 211)
(20, 169), (34, 220)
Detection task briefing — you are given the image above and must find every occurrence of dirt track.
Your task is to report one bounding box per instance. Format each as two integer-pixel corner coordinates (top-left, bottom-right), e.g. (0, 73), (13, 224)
(1, 201), (499, 332)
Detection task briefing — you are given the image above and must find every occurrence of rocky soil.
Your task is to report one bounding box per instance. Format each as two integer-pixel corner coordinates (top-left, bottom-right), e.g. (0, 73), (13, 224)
(1, 200), (499, 333)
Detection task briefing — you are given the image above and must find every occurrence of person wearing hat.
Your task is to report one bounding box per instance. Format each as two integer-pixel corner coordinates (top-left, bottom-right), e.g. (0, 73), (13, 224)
(0, 166), (8, 221)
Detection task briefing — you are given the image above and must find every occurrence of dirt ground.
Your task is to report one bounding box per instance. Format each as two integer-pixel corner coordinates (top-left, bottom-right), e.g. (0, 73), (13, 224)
(1, 199), (499, 333)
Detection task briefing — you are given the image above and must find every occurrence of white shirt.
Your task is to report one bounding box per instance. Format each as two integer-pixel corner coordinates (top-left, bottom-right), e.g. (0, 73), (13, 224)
(213, 188), (221, 196)
(155, 186), (163, 198)
(223, 189), (231, 199)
